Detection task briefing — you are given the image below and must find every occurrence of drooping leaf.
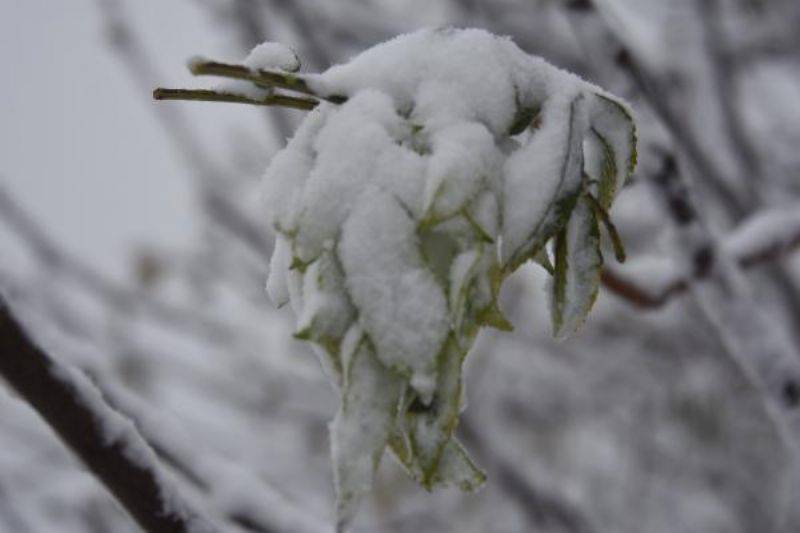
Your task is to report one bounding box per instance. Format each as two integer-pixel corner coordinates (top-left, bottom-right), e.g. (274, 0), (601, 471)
(503, 94), (588, 272)
(293, 251), (354, 381)
(551, 195), (603, 339)
(409, 336), (465, 485)
(331, 333), (403, 531)
(587, 93), (637, 209)
(390, 434), (485, 492)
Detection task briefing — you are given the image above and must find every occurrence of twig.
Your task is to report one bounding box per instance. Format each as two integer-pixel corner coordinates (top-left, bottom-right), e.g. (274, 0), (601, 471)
(601, 205), (800, 308)
(0, 294), (218, 533)
(601, 268), (687, 309)
(645, 153), (800, 469)
(153, 87), (319, 111)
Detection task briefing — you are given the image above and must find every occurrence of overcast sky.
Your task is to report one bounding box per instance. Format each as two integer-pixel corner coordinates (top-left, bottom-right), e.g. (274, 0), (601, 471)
(0, 0), (278, 279)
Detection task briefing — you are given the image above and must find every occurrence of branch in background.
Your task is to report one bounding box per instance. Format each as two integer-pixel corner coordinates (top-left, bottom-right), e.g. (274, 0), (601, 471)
(0, 185), (263, 352)
(602, 202), (800, 308)
(0, 294), (218, 533)
(698, 0), (762, 194)
(644, 153), (800, 469)
(564, 1), (749, 220)
(94, 378), (327, 533)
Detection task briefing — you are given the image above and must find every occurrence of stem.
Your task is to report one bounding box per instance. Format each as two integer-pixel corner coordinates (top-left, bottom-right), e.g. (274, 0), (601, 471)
(153, 87), (319, 111)
(188, 59), (346, 104)
(584, 191), (626, 263)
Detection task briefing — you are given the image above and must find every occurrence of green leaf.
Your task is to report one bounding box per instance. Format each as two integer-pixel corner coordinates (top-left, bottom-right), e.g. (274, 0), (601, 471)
(294, 252), (354, 380)
(390, 435), (485, 492)
(428, 439), (486, 491)
(331, 336), (404, 531)
(551, 195), (603, 339)
(588, 93), (638, 209)
(505, 94), (588, 273)
(405, 335), (466, 488)
(476, 300), (514, 332)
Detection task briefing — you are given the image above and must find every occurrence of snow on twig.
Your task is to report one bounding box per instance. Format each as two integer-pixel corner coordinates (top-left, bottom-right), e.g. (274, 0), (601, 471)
(0, 293), (218, 533)
(602, 202), (800, 308)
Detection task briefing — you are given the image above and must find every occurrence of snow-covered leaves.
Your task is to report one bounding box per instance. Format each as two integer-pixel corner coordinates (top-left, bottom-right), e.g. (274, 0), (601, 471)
(256, 28), (636, 529)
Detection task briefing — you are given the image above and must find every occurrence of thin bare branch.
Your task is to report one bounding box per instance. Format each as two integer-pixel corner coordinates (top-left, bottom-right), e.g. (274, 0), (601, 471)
(153, 87), (319, 110)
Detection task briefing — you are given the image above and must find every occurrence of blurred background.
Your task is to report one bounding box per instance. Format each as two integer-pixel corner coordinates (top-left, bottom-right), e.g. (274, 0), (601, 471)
(1, 0), (800, 531)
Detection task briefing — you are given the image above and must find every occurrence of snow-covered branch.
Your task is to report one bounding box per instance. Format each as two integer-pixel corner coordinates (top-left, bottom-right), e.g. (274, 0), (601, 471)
(94, 379), (328, 533)
(0, 293), (218, 533)
(602, 203), (800, 308)
(645, 153), (800, 454)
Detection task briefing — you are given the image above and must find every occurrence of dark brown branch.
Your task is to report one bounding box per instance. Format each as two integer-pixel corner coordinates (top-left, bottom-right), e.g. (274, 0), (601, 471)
(0, 294), (217, 533)
(601, 268), (687, 308)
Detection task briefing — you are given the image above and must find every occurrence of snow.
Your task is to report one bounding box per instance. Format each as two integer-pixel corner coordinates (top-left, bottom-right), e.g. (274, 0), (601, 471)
(340, 187), (449, 400)
(244, 42), (300, 72)
(723, 204), (800, 260)
(266, 234), (291, 307)
(259, 27), (636, 528)
(213, 80), (270, 100)
(47, 362), (216, 532)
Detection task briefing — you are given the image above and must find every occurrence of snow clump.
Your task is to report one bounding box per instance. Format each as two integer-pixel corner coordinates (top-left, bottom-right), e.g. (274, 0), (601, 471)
(259, 27), (637, 530)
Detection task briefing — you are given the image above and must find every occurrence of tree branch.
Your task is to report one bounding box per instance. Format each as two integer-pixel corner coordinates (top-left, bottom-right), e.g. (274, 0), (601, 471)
(601, 202), (800, 308)
(153, 87), (319, 111)
(643, 154), (800, 465)
(0, 293), (218, 533)
(564, 1), (750, 220)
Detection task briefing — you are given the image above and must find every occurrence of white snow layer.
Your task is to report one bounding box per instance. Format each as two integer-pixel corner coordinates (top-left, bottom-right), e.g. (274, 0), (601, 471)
(244, 41), (300, 72)
(259, 27), (636, 529)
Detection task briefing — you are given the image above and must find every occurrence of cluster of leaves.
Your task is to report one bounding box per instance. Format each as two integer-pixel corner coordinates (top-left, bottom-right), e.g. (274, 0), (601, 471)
(158, 29), (636, 530)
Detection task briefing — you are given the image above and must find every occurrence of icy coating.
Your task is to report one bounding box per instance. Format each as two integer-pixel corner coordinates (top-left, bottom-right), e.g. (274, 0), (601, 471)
(260, 28), (636, 530)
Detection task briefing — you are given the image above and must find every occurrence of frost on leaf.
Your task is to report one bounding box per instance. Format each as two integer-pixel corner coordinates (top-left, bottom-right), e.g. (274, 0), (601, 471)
(251, 28), (637, 529)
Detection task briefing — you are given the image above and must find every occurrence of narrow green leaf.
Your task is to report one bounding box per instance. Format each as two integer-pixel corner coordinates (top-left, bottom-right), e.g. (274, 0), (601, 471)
(505, 94), (588, 273)
(551, 196), (603, 339)
(588, 93), (638, 206)
(405, 336), (466, 488)
(331, 338), (403, 531)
